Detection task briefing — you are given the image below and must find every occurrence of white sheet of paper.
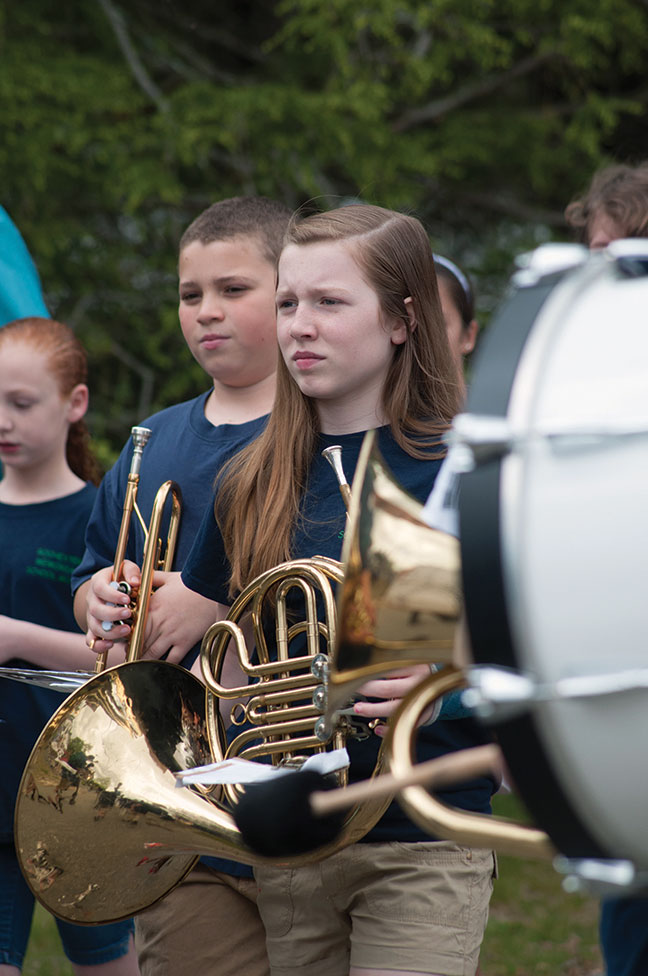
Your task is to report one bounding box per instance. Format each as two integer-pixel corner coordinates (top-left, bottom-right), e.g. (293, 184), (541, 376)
(174, 748), (350, 787)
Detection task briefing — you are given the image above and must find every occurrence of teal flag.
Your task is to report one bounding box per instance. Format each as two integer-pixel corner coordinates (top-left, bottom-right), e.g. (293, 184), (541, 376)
(0, 207), (49, 326)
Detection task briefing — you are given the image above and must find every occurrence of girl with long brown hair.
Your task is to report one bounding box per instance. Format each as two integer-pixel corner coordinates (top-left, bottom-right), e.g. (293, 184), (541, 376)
(181, 205), (497, 976)
(0, 318), (139, 975)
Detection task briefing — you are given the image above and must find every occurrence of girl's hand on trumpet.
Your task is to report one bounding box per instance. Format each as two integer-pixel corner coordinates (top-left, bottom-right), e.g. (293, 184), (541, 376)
(78, 561), (139, 656)
(76, 563), (224, 664)
(352, 664), (440, 737)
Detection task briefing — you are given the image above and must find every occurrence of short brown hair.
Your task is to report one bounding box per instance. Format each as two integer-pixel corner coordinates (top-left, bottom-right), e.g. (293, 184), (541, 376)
(565, 162), (648, 244)
(179, 196), (292, 264)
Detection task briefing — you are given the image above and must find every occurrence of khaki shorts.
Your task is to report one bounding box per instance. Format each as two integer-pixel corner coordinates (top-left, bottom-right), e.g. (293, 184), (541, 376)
(135, 864), (269, 976)
(255, 841), (496, 976)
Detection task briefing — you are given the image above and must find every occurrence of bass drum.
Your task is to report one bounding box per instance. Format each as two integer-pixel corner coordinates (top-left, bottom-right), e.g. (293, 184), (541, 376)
(458, 241), (648, 875)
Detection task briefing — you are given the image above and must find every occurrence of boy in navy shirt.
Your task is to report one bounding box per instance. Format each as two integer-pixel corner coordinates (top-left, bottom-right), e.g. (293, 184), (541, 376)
(73, 196), (292, 976)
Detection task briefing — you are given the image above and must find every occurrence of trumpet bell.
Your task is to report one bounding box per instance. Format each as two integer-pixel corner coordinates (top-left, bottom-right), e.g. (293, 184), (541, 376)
(0, 667), (92, 692)
(326, 431), (462, 725)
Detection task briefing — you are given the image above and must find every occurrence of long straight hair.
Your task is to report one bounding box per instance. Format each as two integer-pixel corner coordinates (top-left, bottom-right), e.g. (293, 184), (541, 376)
(0, 317), (101, 485)
(217, 204), (461, 596)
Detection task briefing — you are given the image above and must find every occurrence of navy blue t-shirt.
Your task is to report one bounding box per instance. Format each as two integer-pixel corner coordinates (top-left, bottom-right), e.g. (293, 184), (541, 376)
(182, 426), (496, 843)
(72, 392), (268, 622)
(0, 483), (96, 841)
(71, 392), (268, 875)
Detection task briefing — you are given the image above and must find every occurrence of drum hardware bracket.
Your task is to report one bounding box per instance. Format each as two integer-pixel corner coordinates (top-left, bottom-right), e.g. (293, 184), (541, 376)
(448, 413), (648, 472)
(461, 665), (648, 723)
(447, 415), (514, 471)
(512, 243), (589, 288)
(511, 239), (648, 290)
(607, 238), (648, 278)
(553, 856), (648, 897)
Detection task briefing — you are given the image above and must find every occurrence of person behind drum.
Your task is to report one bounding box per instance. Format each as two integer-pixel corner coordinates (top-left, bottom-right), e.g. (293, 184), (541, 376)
(567, 161), (648, 976)
(564, 159), (648, 249)
(433, 253), (479, 384)
(0, 318), (139, 976)
(179, 204), (497, 976)
(72, 196), (292, 976)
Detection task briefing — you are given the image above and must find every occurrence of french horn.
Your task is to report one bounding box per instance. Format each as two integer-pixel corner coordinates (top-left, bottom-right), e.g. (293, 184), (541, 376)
(15, 431), (465, 923)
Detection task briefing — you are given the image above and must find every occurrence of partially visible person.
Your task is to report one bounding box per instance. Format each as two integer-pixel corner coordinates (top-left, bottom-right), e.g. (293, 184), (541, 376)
(74, 196), (292, 976)
(0, 318), (138, 976)
(599, 900), (648, 976)
(0, 209), (49, 327)
(564, 160), (648, 249)
(433, 254), (479, 374)
(567, 162), (648, 976)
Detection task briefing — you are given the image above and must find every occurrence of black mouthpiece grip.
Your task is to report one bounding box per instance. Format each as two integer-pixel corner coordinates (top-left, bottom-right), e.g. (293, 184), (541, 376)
(233, 770), (346, 857)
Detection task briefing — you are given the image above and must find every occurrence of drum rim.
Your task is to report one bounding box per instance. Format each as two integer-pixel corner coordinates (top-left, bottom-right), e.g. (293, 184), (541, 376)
(459, 266), (610, 860)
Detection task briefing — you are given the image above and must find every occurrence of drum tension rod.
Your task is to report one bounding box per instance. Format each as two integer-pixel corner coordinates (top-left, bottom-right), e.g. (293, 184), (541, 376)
(462, 664), (648, 723)
(554, 856), (648, 899)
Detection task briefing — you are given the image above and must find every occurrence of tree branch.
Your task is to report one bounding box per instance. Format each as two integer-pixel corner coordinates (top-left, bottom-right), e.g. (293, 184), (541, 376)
(96, 0), (169, 112)
(152, 36), (234, 85)
(454, 188), (567, 227)
(393, 50), (559, 132)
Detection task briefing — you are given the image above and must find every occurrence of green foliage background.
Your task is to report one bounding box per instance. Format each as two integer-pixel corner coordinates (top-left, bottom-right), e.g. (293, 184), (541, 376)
(2, 0), (647, 460)
(1, 7), (640, 966)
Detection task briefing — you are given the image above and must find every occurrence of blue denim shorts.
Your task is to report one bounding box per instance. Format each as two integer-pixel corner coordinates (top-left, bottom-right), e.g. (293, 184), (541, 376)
(0, 842), (134, 968)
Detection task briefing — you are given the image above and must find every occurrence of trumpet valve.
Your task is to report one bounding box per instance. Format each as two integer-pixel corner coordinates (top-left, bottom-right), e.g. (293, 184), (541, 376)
(100, 580), (133, 633)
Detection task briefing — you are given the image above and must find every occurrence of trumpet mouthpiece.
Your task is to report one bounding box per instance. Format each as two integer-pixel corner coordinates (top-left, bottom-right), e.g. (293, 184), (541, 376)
(131, 426), (152, 450)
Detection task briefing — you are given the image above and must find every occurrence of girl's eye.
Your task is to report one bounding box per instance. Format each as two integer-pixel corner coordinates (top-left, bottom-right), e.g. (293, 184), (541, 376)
(14, 400), (34, 410)
(277, 299), (296, 310)
(224, 285), (248, 295)
(320, 298), (339, 306)
(180, 292), (200, 303)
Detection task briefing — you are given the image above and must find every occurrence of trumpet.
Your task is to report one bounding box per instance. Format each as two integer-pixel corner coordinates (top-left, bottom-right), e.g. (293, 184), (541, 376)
(95, 426), (181, 671)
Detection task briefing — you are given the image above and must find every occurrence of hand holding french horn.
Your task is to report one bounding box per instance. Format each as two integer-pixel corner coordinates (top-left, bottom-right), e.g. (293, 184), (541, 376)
(352, 664), (440, 735)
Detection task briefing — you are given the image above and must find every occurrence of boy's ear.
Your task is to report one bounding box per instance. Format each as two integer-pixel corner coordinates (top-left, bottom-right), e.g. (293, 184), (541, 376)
(391, 296), (416, 346)
(66, 384), (89, 424)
